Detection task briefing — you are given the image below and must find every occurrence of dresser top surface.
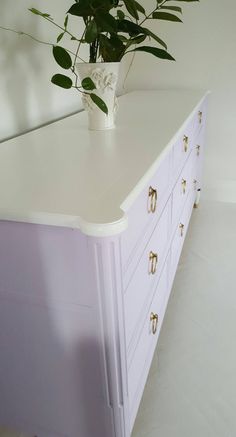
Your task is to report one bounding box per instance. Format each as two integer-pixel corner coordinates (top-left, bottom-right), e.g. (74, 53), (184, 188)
(0, 90), (207, 236)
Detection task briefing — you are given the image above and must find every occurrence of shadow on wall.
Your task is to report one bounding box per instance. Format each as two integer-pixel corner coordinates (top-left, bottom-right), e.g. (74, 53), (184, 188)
(0, 0), (54, 140)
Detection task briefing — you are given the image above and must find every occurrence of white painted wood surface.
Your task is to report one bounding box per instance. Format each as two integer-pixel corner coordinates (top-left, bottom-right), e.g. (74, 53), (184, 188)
(0, 90), (206, 236)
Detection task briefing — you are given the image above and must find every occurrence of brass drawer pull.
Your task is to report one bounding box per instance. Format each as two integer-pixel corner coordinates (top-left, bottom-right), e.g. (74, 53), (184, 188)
(149, 251), (158, 275)
(183, 135), (189, 153)
(198, 111), (203, 124)
(181, 178), (187, 194)
(179, 223), (184, 237)
(148, 186), (157, 213)
(196, 145), (201, 156)
(150, 312), (158, 334)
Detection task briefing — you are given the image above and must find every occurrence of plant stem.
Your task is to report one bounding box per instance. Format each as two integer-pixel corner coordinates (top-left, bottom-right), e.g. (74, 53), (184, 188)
(139, 0), (168, 25)
(73, 29), (86, 68)
(90, 39), (98, 63)
(42, 15), (80, 42)
(96, 37), (100, 62)
(72, 86), (89, 94)
(0, 25), (86, 61)
(123, 50), (135, 88)
(72, 28), (86, 88)
(0, 25), (53, 47)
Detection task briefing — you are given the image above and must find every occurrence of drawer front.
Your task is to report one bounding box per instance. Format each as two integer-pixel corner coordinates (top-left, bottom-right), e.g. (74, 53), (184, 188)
(121, 152), (171, 272)
(124, 199), (171, 352)
(128, 261), (168, 415)
(172, 151), (195, 228)
(170, 190), (195, 287)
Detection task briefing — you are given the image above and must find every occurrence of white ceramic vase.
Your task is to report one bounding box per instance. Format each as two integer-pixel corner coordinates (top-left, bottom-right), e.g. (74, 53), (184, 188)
(76, 62), (120, 131)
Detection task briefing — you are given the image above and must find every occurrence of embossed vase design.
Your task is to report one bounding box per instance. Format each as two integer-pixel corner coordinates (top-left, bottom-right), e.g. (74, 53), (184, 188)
(76, 62), (120, 130)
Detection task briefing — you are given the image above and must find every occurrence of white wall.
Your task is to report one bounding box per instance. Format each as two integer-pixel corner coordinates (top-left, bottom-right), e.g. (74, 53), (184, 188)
(0, 0), (127, 141)
(0, 0), (80, 140)
(122, 0), (236, 201)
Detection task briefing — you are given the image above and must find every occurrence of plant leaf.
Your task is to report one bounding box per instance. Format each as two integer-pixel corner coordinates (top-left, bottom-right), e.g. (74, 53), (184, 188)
(81, 77), (96, 91)
(67, 1), (92, 17)
(51, 74), (72, 89)
(166, 0), (199, 2)
(142, 28), (167, 49)
(90, 93), (108, 114)
(117, 35), (129, 42)
(95, 10), (117, 33)
(99, 34), (125, 62)
(117, 10), (125, 20)
(134, 1), (145, 15)
(53, 46), (72, 69)
(85, 19), (98, 43)
(57, 32), (64, 43)
(160, 6), (182, 13)
(125, 34), (146, 49)
(130, 45), (175, 60)
(64, 15), (68, 29)
(28, 8), (52, 19)
(123, 0), (139, 20)
(117, 19), (144, 36)
(152, 11), (182, 22)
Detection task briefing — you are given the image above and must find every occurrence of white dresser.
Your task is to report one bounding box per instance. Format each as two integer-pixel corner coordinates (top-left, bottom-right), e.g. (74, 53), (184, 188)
(0, 90), (208, 437)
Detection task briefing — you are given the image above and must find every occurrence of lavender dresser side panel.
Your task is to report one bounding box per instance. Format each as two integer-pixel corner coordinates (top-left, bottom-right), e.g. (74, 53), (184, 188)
(0, 221), (111, 437)
(0, 221), (93, 306)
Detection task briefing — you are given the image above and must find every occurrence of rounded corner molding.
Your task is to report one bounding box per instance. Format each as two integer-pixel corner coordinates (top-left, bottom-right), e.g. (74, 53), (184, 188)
(78, 211), (128, 237)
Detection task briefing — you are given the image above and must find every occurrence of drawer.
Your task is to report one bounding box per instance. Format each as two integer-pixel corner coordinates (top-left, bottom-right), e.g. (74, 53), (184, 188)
(172, 151), (195, 228)
(121, 152), (171, 272)
(124, 198), (171, 352)
(170, 191), (194, 287)
(128, 260), (168, 415)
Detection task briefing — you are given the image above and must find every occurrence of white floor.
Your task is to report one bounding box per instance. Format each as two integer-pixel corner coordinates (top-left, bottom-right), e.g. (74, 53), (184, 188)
(1, 198), (236, 437)
(132, 198), (236, 437)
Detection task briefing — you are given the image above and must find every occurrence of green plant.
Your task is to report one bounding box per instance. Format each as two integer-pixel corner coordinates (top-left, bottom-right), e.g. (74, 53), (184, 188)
(1, 0), (199, 113)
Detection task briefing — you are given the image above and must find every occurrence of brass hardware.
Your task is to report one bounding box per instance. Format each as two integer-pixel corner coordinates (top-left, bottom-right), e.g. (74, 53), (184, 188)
(149, 251), (158, 275)
(196, 145), (201, 156)
(150, 312), (158, 334)
(181, 178), (187, 194)
(198, 111), (203, 124)
(148, 186), (157, 213)
(183, 135), (189, 153)
(194, 188), (201, 208)
(179, 223), (184, 237)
